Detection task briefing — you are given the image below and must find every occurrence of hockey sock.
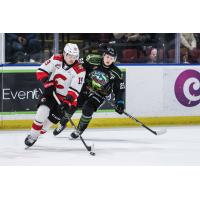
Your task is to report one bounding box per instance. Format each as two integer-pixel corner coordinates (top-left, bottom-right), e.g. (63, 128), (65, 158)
(30, 105), (50, 138)
(30, 120), (43, 139)
(40, 118), (53, 134)
(77, 114), (92, 133)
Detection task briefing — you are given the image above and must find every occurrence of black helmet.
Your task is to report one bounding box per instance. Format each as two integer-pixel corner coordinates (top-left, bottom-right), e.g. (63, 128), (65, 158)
(104, 47), (117, 57)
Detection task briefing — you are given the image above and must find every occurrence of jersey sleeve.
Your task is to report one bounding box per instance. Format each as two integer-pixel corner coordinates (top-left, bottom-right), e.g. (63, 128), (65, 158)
(112, 68), (125, 103)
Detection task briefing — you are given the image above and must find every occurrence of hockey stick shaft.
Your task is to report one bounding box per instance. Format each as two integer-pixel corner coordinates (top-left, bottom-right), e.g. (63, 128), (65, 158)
(103, 97), (158, 135)
(53, 92), (92, 151)
(88, 88), (161, 135)
(122, 111), (157, 135)
(111, 102), (160, 135)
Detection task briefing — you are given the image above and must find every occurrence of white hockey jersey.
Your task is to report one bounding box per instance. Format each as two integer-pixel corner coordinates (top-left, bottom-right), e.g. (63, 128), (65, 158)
(36, 54), (86, 107)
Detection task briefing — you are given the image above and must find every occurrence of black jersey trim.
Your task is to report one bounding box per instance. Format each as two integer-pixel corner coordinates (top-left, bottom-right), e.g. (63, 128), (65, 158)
(38, 68), (49, 75)
(69, 87), (80, 94)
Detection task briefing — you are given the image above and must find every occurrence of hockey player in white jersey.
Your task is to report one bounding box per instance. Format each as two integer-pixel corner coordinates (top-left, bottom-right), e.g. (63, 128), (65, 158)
(25, 43), (86, 147)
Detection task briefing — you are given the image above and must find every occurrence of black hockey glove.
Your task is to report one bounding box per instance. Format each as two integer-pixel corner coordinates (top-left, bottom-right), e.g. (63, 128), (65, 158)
(115, 100), (125, 115)
(57, 103), (69, 115)
(43, 81), (55, 96)
(57, 102), (76, 116)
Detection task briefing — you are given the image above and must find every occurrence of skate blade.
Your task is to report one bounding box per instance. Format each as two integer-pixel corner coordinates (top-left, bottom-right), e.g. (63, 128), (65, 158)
(24, 146), (30, 150)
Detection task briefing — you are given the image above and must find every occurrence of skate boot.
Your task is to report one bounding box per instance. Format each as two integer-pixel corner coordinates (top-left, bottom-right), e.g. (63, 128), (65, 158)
(69, 129), (82, 140)
(53, 123), (66, 136)
(24, 134), (38, 147)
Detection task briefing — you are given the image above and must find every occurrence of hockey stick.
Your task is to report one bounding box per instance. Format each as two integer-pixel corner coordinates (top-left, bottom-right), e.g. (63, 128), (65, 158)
(88, 88), (166, 136)
(53, 92), (95, 156)
(122, 111), (166, 135)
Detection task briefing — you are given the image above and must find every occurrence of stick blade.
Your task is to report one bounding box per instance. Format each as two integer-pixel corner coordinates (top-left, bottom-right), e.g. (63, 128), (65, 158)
(155, 129), (167, 135)
(90, 144), (95, 156)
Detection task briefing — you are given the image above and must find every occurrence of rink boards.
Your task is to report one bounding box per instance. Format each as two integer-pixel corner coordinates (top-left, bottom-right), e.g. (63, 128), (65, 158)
(0, 64), (200, 129)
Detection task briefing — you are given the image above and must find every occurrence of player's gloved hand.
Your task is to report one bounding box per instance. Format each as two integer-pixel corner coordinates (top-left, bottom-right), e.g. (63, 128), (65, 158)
(43, 81), (55, 96)
(115, 100), (125, 114)
(57, 103), (69, 115)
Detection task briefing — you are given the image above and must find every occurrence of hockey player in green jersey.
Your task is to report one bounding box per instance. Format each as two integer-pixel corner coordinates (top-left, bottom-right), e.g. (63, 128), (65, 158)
(53, 47), (125, 139)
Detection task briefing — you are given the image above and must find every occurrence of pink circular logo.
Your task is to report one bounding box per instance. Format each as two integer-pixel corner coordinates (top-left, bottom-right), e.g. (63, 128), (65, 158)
(174, 69), (200, 107)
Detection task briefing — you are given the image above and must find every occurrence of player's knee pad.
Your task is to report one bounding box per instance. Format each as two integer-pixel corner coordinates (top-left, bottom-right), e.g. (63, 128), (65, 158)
(35, 105), (50, 124)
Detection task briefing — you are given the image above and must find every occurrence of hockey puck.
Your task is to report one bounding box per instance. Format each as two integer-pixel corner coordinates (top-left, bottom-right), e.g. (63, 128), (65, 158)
(90, 152), (96, 156)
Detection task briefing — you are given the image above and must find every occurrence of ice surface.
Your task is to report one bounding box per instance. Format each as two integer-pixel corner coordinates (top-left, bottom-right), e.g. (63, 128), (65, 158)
(0, 126), (200, 165)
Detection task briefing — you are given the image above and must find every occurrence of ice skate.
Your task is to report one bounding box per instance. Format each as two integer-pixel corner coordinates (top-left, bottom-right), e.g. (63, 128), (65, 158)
(53, 123), (66, 136)
(24, 134), (38, 148)
(69, 130), (82, 140)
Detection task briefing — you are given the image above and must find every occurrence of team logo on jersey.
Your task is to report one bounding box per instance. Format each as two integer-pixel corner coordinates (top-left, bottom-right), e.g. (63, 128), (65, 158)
(90, 70), (109, 86)
(55, 64), (61, 68)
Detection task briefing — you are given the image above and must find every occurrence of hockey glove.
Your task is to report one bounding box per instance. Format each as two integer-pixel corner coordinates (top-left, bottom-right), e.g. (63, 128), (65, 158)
(57, 102), (76, 116)
(43, 81), (55, 96)
(115, 100), (125, 115)
(57, 103), (69, 115)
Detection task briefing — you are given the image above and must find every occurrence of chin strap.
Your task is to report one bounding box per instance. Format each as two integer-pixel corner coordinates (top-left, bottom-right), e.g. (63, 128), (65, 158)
(62, 59), (77, 70)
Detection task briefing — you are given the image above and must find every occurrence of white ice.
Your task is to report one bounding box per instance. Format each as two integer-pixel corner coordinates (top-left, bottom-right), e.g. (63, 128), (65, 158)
(0, 126), (200, 165)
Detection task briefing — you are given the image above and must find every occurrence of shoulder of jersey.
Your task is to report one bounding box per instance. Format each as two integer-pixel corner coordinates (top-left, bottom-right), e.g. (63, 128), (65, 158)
(111, 65), (123, 78)
(73, 63), (86, 74)
(53, 54), (64, 61)
(111, 64), (120, 72)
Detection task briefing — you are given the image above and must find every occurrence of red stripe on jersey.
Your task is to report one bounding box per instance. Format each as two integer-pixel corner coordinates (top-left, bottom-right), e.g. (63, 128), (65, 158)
(36, 71), (49, 81)
(72, 63), (85, 74)
(53, 54), (63, 61)
(32, 122), (43, 131)
(44, 81), (54, 88)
